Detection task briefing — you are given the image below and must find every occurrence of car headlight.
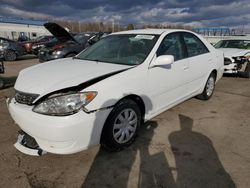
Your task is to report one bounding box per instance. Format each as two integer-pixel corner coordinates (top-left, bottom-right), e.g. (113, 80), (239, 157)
(234, 56), (249, 63)
(33, 92), (97, 116)
(52, 51), (62, 55)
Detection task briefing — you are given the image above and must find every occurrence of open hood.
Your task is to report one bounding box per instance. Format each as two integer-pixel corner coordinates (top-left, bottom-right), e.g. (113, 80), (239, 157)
(44, 22), (76, 43)
(15, 58), (130, 97)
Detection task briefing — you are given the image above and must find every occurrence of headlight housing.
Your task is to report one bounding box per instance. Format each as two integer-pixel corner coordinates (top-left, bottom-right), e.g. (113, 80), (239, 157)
(33, 92), (97, 116)
(52, 50), (62, 55)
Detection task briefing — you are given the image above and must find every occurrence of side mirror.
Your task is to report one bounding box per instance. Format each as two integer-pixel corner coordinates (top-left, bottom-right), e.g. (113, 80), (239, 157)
(150, 55), (174, 68)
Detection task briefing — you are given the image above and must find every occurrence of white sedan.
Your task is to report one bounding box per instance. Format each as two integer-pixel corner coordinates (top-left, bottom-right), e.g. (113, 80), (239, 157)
(8, 29), (224, 155)
(214, 39), (250, 78)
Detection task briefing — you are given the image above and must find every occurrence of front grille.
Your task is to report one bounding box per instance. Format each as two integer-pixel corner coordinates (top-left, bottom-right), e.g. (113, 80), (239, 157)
(15, 90), (39, 105)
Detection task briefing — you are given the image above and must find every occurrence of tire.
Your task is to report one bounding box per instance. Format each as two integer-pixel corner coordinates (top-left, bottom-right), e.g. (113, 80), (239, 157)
(101, 99), (141, 151)
(65, 53), (76, 58)
(242, 63), (250, 78)
(4, 50), (17, 61)
(197, 73), (216, 100)
(0, 79), (4, 88)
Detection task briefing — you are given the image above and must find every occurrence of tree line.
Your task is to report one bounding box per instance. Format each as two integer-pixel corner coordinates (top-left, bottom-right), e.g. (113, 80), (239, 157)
(54, 20), (193, 33)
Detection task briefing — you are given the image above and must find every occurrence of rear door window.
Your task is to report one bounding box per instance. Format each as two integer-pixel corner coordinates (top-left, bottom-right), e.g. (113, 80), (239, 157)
(182, 33), (209, 57)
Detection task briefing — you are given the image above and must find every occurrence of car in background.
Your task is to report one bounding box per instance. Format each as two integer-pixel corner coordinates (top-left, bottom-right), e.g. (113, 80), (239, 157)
(38, 22), (101, 62)
(0, 37), (27, 61)
(214, 39), (250, 77)
(31, 37), (58, 56)
(0, 53), (4, 88)
(8, 29), (224, 155)
(22, 35), (54, 54)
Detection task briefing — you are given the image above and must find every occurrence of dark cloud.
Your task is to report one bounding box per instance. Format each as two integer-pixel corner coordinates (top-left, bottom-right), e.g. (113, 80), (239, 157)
(0, 0), (249, 28)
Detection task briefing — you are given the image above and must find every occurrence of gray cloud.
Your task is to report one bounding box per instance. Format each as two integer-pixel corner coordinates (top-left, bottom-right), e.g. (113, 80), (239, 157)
(0, 0), (249, 28)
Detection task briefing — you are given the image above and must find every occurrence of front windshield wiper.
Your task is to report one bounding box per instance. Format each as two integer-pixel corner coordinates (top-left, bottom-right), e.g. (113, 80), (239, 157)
(72, 56), (100, 62)
(72, 56), (82, 60)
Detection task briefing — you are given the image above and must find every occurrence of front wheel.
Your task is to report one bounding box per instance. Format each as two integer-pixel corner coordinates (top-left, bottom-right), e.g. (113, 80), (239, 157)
(242, 63), (250, 78)
(101, 99), (141, 151)
(197, 73), (216, 100)
(4, 50), (17, 61)
(0, 78), (4, 88)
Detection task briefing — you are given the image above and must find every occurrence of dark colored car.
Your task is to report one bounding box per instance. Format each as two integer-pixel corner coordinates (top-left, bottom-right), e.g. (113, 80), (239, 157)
(0, 37), (27, 61)
(31, 37), (58, 56)
(22, 35), (54, 54)
(0, 53), (4, 88)
(38, 22), (103, 62)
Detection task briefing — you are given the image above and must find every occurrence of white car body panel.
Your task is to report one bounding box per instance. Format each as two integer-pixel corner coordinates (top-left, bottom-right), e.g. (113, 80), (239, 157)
(16, 58), (130, 97)
(8, 29), (224, 155)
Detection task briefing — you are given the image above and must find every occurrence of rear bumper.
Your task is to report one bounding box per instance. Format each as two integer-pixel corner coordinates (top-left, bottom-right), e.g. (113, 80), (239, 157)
(8, 98), (111, 155)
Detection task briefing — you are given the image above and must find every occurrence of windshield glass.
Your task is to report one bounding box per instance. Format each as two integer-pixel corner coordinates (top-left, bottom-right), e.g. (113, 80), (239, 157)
(77, 34), (159, 65)
(214, 40), (250, 49)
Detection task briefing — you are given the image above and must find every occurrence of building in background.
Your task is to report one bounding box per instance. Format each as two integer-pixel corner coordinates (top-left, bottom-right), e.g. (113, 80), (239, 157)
(0, 17), (51, 40)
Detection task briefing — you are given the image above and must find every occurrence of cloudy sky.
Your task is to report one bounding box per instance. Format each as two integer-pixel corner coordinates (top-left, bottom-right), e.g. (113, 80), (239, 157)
(0, 0), (250, 28)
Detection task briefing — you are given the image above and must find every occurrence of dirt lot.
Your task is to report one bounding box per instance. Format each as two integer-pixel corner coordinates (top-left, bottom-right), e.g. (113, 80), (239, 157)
(0, 57), (249, 188)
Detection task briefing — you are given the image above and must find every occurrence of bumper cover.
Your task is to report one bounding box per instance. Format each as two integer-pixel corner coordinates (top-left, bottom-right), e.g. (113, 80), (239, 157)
(8, 98), (111, 155)
(14, 132), (47, 156)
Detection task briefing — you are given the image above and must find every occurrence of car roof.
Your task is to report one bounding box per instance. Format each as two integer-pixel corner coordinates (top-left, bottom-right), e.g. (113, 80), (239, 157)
(112, 29), (190, 35)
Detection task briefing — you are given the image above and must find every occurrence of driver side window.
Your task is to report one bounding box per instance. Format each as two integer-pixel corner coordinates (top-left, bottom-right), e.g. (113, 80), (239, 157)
(156, 33), (185, 61)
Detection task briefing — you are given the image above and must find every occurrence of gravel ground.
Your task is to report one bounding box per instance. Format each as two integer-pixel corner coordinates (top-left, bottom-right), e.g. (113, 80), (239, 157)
(0, 57), (249, 188)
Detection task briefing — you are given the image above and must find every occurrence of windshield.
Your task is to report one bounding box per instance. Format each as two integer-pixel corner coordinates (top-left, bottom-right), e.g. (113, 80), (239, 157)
(214, 40), (250, 49)
(77, 34), (159, 65)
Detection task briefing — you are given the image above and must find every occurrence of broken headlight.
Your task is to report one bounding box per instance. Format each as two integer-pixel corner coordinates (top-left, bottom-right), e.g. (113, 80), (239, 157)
(33, 92), (97, 116)
(233, 56), (249, 63)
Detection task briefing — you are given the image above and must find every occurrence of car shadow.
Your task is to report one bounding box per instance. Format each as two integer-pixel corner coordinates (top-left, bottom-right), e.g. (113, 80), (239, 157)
(81, 95), (175, 188)
(81, 121), (176, 188)
(223, 73), (239, 78)
(81, 97), (235, 188)
(169, 114), (236, 188)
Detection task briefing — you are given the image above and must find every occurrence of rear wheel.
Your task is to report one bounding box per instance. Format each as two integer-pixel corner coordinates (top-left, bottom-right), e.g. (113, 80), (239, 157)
(101, 99), (141, 151)
(197, 73), (216, 100)
(4, 50), (17, 61)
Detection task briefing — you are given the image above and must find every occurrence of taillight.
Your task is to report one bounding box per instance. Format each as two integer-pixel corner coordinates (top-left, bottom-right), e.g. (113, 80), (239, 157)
(25, 43), (31, 48)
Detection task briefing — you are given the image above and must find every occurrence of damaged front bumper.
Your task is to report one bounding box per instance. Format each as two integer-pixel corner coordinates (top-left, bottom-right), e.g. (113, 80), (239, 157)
(14, 131), (47, 156)
(224, 56), (250, 74)
(7, 97), (111, 155)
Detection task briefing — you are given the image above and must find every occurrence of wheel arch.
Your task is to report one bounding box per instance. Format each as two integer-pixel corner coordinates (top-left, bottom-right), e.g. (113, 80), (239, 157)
(100, 94), (146, 139)
(211, 69), (217, 80)
(121, 94), (146, 121)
